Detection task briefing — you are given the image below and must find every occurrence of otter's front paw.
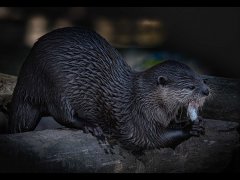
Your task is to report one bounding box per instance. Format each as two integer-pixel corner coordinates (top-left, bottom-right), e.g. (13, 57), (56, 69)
(189, 117), (205, 137)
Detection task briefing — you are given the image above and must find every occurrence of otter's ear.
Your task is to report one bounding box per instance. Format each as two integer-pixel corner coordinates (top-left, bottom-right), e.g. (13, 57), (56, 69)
(157, 76), (168, 86)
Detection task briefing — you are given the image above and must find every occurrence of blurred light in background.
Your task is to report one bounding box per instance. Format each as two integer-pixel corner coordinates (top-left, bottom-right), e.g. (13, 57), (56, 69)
(17, 7), (166, 48)
(24, 15), (48, 47)
(94, 17), (165, 48)
(0, 7), (21, 20)
(53, 18), (73, 29)
(1, 7), (238, 77)
(94, 17), (114, 43)
(23, 7), (86, 47)
(135, 19), (165, 47)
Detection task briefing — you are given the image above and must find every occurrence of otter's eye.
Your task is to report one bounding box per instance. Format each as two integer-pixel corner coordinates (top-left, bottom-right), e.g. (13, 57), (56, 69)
(203, 79), (207, 84)
(187, 85), (195, 90)
(157, 76), (168, 86)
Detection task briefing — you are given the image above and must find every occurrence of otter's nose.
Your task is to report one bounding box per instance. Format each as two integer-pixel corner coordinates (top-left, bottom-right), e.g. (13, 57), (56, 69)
(202, 88), (209, 96)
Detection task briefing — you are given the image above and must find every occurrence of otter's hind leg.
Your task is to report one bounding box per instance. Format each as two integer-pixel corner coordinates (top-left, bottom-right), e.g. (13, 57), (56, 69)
(9, 102), (41, 133)
(47, 100), (86, 130)
(51, 107), (105, 139)
(48, 98), (104, 136)
(49, 103), (113, 154)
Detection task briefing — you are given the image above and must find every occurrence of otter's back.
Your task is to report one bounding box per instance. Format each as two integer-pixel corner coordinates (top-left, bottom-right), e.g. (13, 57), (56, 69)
(13, 27), (132, 113)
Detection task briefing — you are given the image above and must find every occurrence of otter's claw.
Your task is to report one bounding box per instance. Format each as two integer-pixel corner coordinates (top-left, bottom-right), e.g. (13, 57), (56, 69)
(189, 117), (205, 136)
(83, 125), (104, 136)
(83, 125), (114, 154)
(98, 136), (114, 154)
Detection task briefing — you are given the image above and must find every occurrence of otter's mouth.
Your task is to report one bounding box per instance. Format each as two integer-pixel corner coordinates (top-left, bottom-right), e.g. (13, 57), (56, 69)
(187, 101), (199, 122)
(185, 97), (206, 121)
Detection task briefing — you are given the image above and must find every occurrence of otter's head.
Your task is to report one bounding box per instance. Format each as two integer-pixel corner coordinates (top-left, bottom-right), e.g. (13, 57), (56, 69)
(144, 60), (210, 119)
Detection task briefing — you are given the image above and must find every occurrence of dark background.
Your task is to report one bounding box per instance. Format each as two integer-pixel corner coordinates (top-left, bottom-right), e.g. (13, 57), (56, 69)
(0, 7), (240, 78)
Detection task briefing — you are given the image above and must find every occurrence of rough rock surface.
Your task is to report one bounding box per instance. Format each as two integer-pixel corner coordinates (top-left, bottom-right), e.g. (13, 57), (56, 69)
(0, 119), (239, 173)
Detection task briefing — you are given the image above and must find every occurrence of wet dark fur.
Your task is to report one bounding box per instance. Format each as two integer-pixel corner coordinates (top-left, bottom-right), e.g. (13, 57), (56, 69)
(9, 27), (209, 151)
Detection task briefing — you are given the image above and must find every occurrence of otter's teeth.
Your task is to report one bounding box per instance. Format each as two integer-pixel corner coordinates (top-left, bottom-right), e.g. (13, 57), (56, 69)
(187, 102), (198, 122)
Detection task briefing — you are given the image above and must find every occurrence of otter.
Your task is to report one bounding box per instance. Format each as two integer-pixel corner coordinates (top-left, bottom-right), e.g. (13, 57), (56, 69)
(9, 27), (209, 151)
